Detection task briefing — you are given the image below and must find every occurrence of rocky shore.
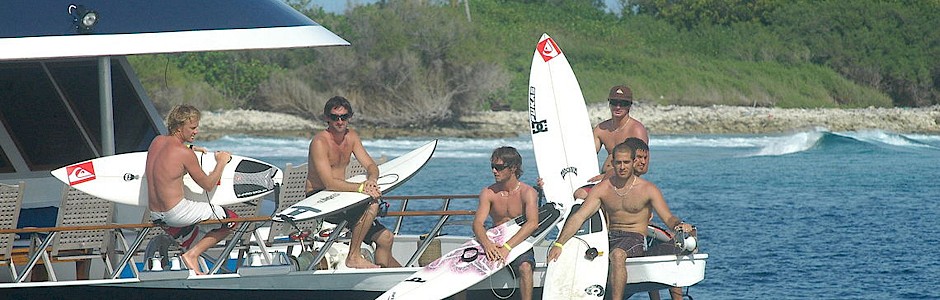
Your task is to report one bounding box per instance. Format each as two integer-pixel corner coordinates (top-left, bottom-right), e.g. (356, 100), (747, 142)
(200, 104), (940, 140)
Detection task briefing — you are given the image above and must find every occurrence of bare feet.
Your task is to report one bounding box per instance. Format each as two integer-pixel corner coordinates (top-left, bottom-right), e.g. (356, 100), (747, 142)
(181, 252), (205, 275)
(345, 256), (379, 269)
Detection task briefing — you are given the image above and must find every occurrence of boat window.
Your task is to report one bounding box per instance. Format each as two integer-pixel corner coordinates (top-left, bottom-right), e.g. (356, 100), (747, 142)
(47, 60), (158, 154)
(0, 147), (12, 173)
(0, 59), (158, 172)
(0, 63), (97, 170)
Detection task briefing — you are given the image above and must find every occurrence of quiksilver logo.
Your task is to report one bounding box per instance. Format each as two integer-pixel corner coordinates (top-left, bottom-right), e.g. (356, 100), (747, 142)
(538, 37), (561, 62)
(66, 161), (96, 185)
(529, 86), (547, 134)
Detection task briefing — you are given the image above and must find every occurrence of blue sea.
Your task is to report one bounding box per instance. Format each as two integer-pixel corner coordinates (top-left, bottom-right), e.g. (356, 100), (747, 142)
(202, 128), (940, 299)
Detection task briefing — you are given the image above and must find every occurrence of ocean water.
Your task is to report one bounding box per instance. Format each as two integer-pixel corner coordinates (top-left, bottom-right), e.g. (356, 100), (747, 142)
(201, 128), (940, 299)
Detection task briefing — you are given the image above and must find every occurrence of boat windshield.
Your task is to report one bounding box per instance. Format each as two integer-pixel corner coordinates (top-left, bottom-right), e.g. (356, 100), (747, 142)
(0, 58), (161, 177)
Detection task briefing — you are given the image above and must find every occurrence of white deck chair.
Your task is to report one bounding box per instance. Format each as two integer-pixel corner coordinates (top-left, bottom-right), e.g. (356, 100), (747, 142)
(0, 182), (24, 280)
(45, 186), (115, 281)
(264, 163), (315, 248)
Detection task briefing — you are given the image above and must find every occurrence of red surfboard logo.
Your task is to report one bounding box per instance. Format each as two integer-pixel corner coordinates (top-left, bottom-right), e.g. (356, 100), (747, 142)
(538, 37), (561, 62)
(66, 161), (96, 185)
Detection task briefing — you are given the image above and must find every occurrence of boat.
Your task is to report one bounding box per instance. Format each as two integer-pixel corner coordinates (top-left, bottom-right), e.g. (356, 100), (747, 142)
(0, 1), (706, 298)
(1, 193), (707, 299)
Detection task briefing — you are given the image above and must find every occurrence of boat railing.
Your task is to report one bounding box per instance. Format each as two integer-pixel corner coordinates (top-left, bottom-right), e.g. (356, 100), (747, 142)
(380, 194), (478, 267)
(0, 216), (271, 282)
(0, 195), (481, 282)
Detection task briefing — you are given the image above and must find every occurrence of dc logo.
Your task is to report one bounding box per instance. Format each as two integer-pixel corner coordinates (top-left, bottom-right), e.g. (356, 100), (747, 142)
(531, 120), (548, 134)
(585, 284), (605, 296)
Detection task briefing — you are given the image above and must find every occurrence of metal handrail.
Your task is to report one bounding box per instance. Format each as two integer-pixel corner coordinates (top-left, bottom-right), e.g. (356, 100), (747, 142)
(9, 196), (483, 281)
(383, 194), (477, 235)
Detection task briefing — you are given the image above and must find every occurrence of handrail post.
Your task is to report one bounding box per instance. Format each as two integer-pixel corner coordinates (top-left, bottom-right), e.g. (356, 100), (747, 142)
(393, 199), (409, 235)
(404, 197), (453, 267)
(307, 219), (348, 271)
(16, 232), (58, 283)
(109, 227), (151, 279)
(208, 221), (253, 275)
(406, 215), (450, 267)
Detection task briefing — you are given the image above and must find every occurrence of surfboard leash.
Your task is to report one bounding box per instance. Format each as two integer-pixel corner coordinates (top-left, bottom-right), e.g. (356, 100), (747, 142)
(196, 151), (226, 225)
(487, 261), (516, 300)
(376, 173), (399, 186)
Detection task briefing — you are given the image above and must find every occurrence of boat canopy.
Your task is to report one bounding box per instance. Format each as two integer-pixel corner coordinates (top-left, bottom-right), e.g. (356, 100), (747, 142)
(0, 1), (348, 209)
(0, 0), (349, 60)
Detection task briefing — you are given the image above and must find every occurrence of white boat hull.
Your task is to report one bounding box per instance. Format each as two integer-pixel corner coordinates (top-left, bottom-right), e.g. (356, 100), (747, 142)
(0, 234), (706, 298)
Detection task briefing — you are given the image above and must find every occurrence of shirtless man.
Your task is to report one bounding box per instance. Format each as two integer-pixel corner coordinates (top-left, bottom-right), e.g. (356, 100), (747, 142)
(594, 84), (649, 176)
(147, 104), (234, 275)
(623, 137), (685, 300)
(547, 141), (694, 300)
(306, 96), (399, 269)
(472, 146), (540, 300)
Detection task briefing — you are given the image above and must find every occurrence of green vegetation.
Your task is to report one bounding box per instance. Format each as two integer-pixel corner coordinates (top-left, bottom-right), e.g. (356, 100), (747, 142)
(129, 0), (938, 127)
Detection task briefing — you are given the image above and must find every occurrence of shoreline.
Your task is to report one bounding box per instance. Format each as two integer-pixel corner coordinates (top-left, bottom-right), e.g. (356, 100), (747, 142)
(199, 104), (940, 140)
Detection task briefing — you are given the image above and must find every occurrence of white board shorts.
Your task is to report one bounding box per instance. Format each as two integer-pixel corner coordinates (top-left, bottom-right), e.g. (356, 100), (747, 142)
(151, 198), (230, 227)
(151, 199), (237, 249)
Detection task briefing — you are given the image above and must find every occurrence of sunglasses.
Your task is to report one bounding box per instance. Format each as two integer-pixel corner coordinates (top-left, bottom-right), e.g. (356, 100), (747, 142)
(608, 100), (633, 107)
(328, 113), (352, 121)
(491, 163), (511, 171)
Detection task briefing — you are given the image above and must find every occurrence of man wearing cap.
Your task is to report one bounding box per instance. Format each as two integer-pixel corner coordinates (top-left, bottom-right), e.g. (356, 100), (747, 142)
(593, 84), (649, 176)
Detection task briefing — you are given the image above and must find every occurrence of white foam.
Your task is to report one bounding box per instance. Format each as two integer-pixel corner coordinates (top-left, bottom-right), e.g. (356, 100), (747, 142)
(842, 130), (935, 148)
(753, 129), (826, 156)
(203, 135), (536, 160)
(652, 136), (768, 148)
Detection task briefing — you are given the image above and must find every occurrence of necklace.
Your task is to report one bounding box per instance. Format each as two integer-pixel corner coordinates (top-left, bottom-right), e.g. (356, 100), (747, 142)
(499, 181), (522, 197)
(614, 176), (638, 198)
(612, 117), (632, 132)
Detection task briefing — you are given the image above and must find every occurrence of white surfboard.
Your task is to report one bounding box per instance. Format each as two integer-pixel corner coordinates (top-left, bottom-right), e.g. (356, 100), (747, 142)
(376, 203), (561, 300)
(51, 150), (283, 206)
(528, 33), (609, 299)
(527, 33), (599, 217)
(543, 202), (610, 299)
(273, 140), (437, 223)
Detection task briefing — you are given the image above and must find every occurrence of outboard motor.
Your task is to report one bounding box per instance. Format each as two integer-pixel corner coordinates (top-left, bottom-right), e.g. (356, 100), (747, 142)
(673, 227), (698, 255)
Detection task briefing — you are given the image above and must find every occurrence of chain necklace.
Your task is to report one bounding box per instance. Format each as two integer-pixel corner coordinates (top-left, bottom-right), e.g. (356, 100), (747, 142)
(499, 181), (522, 197)
(614, 176), (638, 198)
(612, 117), (632, 132)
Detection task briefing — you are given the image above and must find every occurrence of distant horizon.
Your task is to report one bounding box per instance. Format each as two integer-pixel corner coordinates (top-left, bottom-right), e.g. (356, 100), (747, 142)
(310, 0), (622, 14)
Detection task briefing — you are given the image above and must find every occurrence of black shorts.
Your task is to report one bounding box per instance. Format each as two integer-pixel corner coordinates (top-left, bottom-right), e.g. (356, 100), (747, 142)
(510, 248), (535, 270)
(307, 190), (387, 245)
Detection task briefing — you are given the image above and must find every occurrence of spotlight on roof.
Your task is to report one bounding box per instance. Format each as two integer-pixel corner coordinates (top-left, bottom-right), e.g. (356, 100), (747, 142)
(68, 4), (98, 34)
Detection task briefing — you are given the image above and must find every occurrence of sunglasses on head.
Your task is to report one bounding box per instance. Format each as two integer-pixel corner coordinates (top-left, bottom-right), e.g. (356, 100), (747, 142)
(609, 99), (633, 107)
(328, 113), (352, 121)
(491, 163), (511, 171)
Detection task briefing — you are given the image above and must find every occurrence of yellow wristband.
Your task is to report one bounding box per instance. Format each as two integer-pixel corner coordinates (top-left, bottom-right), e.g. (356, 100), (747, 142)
(502, 243), (512, 251)
(552, 242), (564, 249)
(357, 183), (365, 193)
